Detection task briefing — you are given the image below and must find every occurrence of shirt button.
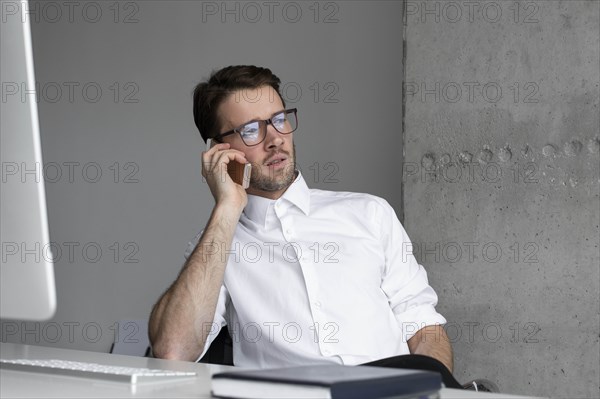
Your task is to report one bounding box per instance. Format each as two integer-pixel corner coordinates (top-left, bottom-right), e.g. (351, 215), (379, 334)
(314, 301), (321, 308)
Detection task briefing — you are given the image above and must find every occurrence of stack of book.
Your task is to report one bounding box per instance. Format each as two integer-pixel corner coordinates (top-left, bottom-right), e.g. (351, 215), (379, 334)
(211, 364), (441, 399)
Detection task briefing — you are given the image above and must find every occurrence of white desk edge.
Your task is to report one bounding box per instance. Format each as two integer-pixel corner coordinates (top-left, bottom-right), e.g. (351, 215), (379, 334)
(0, 342), (539, 398)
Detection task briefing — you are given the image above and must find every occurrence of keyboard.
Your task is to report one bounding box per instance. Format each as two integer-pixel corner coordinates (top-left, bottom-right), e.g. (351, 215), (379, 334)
(0, 358), (197, 384)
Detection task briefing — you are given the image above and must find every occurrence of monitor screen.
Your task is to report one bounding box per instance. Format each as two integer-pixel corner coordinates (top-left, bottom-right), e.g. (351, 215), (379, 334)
(1, 0), (57, 321)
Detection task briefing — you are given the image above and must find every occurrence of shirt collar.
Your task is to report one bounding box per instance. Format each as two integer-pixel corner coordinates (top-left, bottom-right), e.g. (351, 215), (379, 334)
(243, 171), (310, 226)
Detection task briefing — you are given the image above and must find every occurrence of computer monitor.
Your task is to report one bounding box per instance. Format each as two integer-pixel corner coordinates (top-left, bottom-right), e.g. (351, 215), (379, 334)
(1, 0), (57, 320)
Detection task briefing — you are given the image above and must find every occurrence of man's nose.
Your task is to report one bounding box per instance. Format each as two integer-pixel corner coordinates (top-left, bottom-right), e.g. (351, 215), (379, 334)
(264, 123), (284, 148)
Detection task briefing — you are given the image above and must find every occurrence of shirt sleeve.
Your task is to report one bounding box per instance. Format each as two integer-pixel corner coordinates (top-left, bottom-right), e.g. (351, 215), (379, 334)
(377, 199), (447, 341)
(184, 231), (229, 362)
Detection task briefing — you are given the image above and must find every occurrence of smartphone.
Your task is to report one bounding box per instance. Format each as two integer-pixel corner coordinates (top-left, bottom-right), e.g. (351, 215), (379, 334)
(206, 139), (251, 189)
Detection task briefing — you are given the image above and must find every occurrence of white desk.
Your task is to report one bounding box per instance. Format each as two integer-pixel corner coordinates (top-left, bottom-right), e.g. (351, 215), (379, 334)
(1, 343), (535, 398)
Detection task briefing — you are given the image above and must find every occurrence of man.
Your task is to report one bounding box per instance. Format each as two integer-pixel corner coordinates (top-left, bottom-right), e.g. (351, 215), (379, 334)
(149, 65), (453, 374)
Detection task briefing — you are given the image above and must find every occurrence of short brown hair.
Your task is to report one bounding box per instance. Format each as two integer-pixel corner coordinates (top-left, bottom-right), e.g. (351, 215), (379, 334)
(192, 65), (285, 143)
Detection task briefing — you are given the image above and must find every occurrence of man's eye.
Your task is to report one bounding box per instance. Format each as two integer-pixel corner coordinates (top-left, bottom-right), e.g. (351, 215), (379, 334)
(239, 123), (259, 138)
(272, 115), (285, 128)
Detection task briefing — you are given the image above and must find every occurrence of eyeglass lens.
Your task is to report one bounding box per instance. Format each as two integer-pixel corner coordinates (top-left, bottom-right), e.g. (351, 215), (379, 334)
(238, 110), (297, 145)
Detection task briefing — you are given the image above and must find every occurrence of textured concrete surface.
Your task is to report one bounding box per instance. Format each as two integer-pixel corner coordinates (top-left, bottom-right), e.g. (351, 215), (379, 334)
(403, 1), (599, 398)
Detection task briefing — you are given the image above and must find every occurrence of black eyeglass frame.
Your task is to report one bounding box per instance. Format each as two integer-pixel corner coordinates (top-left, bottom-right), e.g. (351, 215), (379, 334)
(212, 108), (298, 147)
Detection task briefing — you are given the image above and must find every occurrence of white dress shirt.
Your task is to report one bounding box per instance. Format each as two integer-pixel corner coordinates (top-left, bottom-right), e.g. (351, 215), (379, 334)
(185, 172), (446, 368)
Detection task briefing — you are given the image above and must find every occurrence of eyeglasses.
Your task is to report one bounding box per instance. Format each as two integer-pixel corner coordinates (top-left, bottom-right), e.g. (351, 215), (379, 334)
(213, 108), (298, 147)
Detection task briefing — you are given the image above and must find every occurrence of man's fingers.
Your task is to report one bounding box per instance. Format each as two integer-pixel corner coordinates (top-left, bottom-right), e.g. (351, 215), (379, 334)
(208, 148), (247, 167)
(203, 142), (229, 156)
(202, 148), (248, 181)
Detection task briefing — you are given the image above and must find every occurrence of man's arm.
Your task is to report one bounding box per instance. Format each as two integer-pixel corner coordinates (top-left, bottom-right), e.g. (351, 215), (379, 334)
(374, 199), (453, 372)
(407, 325), (454, 373)
(148, 205), (240, 361)
(148, 142), (247, 361)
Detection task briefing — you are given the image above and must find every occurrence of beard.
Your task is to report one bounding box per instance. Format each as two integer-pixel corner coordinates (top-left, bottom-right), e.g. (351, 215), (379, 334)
(249, 143), (297, 192)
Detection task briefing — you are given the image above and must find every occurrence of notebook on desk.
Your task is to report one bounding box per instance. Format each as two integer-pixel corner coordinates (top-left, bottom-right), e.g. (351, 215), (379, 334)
(211, 364), (441, 399)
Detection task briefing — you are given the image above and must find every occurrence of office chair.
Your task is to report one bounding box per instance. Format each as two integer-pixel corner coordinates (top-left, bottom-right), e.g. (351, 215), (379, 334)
(198, 327), (234, 365)
(365, 354), (499, 392)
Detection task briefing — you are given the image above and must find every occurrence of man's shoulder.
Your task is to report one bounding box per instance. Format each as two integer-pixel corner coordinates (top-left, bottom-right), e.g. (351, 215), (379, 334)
(308, 187), (392, 212)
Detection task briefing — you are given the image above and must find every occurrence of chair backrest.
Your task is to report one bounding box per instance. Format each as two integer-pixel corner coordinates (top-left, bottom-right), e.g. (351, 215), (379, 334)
(198, 326), (233, 365)
(110, 319), (151, 357)
(364, 354), (463, 389)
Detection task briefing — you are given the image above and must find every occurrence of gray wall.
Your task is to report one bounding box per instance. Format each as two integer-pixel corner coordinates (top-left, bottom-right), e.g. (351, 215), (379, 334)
(0, 0), (404, 352)
(403, 1), (599, 398)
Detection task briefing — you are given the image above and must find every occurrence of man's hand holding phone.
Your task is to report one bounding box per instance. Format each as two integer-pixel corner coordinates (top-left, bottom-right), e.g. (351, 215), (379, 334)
(202, 138), (252, 209)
